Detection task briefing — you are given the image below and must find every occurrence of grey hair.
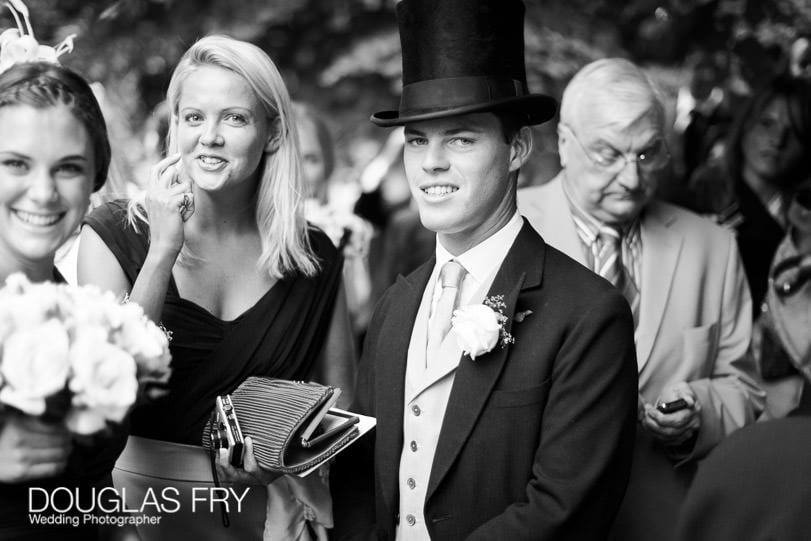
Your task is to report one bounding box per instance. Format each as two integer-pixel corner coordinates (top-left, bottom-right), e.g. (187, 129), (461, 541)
(559, 58), (665, 129)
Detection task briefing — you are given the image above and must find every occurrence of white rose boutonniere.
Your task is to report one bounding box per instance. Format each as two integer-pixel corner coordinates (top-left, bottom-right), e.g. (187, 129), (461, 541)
(451, 295), (515, 360)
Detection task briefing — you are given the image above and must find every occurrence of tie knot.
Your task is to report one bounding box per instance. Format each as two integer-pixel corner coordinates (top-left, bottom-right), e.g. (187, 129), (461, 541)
(598, 225), (622, 247)
(439, 260), (466, 289)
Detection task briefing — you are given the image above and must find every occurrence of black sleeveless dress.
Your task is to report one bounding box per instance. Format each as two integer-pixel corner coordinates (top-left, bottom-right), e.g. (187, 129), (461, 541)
(83, 200), (343, 445)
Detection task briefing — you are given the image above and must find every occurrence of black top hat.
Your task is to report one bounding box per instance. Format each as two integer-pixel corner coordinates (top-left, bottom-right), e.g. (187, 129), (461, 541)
(371, 0), (557, 127)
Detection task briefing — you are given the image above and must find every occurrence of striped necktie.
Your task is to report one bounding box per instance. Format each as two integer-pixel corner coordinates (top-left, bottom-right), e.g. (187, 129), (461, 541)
(595, 226), (640, 327)
(426, 260), (466, 364)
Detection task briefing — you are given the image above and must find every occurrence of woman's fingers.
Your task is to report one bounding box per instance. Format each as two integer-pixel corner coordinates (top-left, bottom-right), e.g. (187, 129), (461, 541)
(241, 438), (281, 485)
(9, 415), (70, 449)
(211, 438), (279, 486)
(0, 416), (72, 482)
(21, 460), (69, 479)
(150, 153), (182, 189)
(214, 447), (236, 482)
(241, 437), (259, 473)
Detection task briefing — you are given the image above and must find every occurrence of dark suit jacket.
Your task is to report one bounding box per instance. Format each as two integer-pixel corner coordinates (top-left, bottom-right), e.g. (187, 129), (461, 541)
(675, 402), (811, 541)
(332, 221), (638, 540)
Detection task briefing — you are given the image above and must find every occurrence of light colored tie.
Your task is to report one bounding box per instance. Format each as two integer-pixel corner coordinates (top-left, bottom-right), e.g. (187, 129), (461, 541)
(426, 260), (466, 364)
(595, 227), (640, 327)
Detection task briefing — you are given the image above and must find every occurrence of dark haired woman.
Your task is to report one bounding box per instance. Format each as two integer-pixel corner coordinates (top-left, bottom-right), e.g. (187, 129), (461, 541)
(0, 58), (125, 539)
(689, 76), (811, 315)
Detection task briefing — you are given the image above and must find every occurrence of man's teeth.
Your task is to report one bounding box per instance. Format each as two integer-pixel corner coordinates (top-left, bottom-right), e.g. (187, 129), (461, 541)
(14, 210), (61, 226)
(423, 186), (458, 196)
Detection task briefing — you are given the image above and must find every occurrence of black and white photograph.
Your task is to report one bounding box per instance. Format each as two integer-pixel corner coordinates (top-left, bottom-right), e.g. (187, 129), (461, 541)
(0, 0), (810, 539)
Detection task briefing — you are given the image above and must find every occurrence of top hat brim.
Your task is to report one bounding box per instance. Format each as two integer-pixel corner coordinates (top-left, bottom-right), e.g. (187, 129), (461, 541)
(371, 93), (557, 127)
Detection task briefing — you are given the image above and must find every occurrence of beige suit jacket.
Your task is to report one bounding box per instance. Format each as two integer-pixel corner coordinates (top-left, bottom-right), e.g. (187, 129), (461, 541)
(518, 174), (764, 459)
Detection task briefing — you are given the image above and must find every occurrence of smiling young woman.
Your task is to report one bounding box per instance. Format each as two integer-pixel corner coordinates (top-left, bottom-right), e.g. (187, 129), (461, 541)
(77, 35), (356, 540)
(0, 60), (124, 541)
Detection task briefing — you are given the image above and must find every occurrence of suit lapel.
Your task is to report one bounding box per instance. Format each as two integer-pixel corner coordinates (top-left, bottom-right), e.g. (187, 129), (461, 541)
(377, 259), (434, 513)
(636, 204), (682, 371)
(426, 222), (544, 501)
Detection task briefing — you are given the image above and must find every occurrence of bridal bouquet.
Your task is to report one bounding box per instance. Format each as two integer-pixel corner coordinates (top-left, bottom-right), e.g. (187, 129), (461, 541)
(0, 273), (171, 435)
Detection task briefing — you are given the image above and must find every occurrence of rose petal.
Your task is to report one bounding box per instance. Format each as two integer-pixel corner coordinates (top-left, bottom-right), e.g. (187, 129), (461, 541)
(451, 304), (501, 359)
(65, 408), (108, 435)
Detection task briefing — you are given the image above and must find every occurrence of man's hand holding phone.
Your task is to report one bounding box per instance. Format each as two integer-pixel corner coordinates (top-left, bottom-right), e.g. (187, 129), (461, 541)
(656, 398), (690, 414)
(641, 382), (701, 448)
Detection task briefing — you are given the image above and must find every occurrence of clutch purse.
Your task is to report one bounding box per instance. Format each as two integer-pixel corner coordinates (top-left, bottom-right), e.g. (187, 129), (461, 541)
(202, 377), (360, 475)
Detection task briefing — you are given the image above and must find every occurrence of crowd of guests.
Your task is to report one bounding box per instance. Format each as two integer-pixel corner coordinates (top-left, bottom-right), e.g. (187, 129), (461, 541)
(1, 0), (810, 540)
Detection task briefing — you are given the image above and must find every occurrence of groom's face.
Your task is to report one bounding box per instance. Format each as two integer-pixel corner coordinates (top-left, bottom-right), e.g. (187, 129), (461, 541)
(403, 112), (526, 253)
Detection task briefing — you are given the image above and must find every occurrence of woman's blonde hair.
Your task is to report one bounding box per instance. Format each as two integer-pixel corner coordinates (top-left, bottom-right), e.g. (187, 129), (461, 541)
(130, 35), (318, 278)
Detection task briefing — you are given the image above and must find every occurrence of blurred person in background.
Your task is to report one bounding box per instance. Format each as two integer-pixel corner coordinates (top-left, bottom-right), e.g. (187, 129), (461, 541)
(689, 76), (811, 317)
(725, 35), (785, 112)
(294, 101), (374, 344)
(749, 181), (811, 419)
(352, 132), (436, 311)
(675, 201), (811, 536)
(788, 33), (811, 81)
(672, 50), (730, 187)
(519, 57), (764, 541)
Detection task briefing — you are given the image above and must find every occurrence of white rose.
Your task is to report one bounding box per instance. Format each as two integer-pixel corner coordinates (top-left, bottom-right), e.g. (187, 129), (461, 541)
(68, 327), (138, 434)
(0, 319), (70, 415)
(64, 408), (108, 435)
(1, 281), (59, 331)
(67, 284), (121, 330)
(451, 304), (501, 360)
(112, 305), (171, 378)
(0, 303), (14, 343)
(2, 272), (31, 294)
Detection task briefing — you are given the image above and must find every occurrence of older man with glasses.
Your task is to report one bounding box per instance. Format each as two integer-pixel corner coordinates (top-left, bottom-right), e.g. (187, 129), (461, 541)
(519, 58), (764, 541)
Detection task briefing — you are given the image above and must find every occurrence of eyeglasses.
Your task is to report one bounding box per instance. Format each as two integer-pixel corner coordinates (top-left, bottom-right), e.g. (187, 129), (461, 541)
(771, 253), (811, 298)
(560, 123), (670, 175)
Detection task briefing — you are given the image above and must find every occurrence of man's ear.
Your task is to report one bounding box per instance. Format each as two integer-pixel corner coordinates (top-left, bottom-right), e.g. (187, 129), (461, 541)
(556, 124), (567, 168)
(508, 126), (533, 173)
(264, 117), (283, 154)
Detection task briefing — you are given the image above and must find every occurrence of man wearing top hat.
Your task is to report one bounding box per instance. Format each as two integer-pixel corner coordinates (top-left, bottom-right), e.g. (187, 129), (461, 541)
(331, 1), (638, 539)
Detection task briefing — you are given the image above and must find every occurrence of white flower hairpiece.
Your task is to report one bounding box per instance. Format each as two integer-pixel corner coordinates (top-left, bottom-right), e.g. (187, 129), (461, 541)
(0, 0), (76, 74)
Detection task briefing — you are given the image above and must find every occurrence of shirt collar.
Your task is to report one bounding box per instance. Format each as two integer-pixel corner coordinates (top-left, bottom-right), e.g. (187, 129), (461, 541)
(434, 212), (523, 285)
(562, 179), (642, 238)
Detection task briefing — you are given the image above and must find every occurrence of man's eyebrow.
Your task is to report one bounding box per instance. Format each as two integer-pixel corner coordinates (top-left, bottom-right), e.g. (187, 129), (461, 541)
(404, 126), (483, 136)
(404, 126), (425, 136)
(443, 127), (483, 136)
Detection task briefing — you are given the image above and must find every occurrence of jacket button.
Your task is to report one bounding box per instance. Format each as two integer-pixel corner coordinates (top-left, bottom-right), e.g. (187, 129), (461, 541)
(406, 514), (416, 526)
(407, 477), (416, 489)
(410, 440), (418, 452)
(412, 405), (421, 416)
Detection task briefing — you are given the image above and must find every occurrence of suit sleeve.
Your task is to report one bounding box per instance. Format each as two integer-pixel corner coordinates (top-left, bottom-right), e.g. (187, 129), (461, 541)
(686, 236), (765, 461)
(468, 288), (638, 541)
